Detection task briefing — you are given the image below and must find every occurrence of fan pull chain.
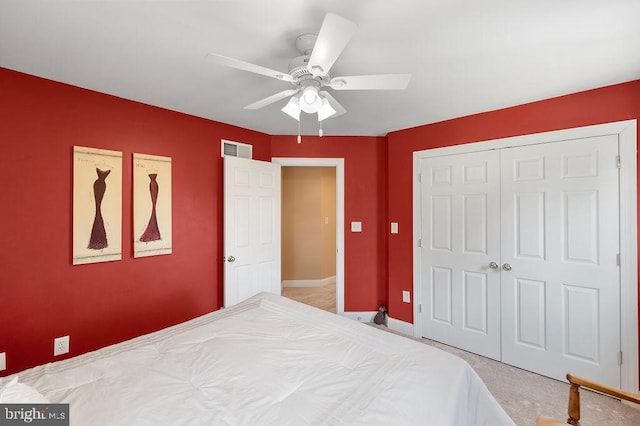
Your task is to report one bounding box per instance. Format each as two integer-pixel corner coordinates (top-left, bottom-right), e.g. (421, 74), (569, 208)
(297, 119), (301, 144)
(319, 119), (323, 137)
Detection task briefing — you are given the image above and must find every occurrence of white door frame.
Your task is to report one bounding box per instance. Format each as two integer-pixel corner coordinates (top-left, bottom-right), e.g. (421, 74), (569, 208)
(272, 157), (345, 315)
(412, 120), (638, 393)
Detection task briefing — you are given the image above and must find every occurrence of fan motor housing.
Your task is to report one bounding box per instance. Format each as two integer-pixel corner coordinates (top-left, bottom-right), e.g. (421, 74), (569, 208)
(288, 55), (331, 84)
(288, 55), (312, 78)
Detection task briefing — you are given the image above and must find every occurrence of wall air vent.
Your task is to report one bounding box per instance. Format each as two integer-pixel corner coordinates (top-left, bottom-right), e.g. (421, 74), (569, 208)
(221, 140), (252, 159)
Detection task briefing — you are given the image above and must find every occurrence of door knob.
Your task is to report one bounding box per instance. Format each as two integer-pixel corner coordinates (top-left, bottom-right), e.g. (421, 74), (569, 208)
(502, 263), (512, 271)
(489, 261), (499, 270)
(227, 255), (236, 263)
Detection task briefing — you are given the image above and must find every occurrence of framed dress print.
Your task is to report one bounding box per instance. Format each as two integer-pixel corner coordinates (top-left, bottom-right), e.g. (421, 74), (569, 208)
(133, 153), (172, 257)
(72, 146), (123, 265)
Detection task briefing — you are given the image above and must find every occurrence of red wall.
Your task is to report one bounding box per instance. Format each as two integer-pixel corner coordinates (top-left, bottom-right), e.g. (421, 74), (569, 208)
(0, 68), (270, 375)
(386, 80), (640, 323)
(2, 65), (637, 376)
(271, 135), (387, 311)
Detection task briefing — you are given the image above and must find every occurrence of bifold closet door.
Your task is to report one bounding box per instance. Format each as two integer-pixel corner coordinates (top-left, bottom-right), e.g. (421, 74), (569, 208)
(500, 135), (621, 387)
(420, 150), (502, 360)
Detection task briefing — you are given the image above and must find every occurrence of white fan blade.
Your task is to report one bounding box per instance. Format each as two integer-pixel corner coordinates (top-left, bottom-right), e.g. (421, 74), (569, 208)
(319, 91), (346, 119)
(207, 53), (295, 82)
(307, 13), (357, 77)
(244, 89), (300, 110)
(328, 74), (411, 90)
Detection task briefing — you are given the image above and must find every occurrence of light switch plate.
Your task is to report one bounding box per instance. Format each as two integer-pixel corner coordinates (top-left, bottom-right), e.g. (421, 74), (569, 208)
(402, 291), (411, 303)
(0, 352), (6, 371)
(391, 222), (398, 234)
(351, 221), (362, 232)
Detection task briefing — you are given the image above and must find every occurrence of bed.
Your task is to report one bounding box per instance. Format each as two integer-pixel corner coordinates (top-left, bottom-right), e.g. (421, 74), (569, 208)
(1, 292), (514, 425)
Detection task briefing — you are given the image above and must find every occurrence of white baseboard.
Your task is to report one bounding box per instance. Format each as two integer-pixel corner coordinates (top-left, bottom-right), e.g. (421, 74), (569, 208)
(281, 276), (336, 288)
(387, 316), (415, 336)
(341, 311), (376, 323)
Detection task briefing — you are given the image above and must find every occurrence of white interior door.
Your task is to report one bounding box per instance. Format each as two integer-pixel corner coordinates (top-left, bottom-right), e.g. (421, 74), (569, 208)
(224, 156), (281, 307)
(420, 150), (502, 360)
(500, 136), (620, 386)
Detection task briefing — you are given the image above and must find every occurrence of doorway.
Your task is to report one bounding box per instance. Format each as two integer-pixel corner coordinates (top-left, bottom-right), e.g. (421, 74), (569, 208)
(281, 166), (337, 312)
(273, 157), (345, 315)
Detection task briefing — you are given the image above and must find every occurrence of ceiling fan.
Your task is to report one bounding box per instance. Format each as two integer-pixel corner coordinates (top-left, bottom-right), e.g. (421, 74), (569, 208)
(207, 13), (411, 128)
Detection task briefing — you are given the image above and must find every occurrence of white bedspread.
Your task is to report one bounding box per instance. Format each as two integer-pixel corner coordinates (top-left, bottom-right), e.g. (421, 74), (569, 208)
(7, 293), (514, 425)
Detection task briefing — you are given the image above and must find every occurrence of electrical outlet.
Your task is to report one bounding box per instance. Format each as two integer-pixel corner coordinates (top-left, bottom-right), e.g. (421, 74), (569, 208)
(402, 291), (411, 303)
(54, 336), (70, 356)
(0, 352), (6, 371)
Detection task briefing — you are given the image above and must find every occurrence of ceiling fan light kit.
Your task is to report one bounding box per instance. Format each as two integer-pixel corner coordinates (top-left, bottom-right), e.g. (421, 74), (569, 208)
(318, 98), (337, 121)
(300, 86), (322, 113)
(208, 12), (411, 133)
(281, 96), (301, 120)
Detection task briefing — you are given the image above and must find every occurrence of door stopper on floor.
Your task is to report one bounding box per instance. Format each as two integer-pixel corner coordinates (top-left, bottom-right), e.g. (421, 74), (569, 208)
(374, 304), (387, 326)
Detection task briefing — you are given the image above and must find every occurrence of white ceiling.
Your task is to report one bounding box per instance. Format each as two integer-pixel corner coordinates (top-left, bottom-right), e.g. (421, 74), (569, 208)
(1, 0), (639, 137)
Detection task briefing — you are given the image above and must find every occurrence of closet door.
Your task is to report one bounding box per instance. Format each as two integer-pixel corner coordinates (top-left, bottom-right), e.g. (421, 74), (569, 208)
(500, 135), (621, 386)
(420, 150), (502, 360)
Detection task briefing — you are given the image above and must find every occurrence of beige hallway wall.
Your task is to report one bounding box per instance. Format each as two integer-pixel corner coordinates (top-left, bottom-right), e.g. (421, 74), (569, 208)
(320, 167), (336, 279)
(281, 167), (336, 282)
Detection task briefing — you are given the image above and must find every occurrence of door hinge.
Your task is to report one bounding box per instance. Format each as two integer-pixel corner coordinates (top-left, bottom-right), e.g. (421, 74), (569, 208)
(616, 155), (621, 169)
(417, 173), (422, 183)
(417, 238), (422, 248)
(617, 351), (623, 366)
(420, 304), (422, 313)
(616, 253), (621, 266)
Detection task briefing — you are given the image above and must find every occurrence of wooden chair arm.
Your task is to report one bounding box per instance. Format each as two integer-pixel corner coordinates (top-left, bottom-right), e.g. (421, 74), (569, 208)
(565, 373), (640, 426)
(567, 374), (640, 404)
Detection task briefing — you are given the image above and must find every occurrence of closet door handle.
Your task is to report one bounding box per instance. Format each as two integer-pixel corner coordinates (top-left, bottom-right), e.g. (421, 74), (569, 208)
(489, 261), (499, 270)
(226, 255), (236, 263)
(502, 263), (512, 271)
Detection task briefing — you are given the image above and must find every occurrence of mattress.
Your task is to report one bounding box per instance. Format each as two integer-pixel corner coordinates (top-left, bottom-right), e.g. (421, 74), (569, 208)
(4, 293), (514, 425)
